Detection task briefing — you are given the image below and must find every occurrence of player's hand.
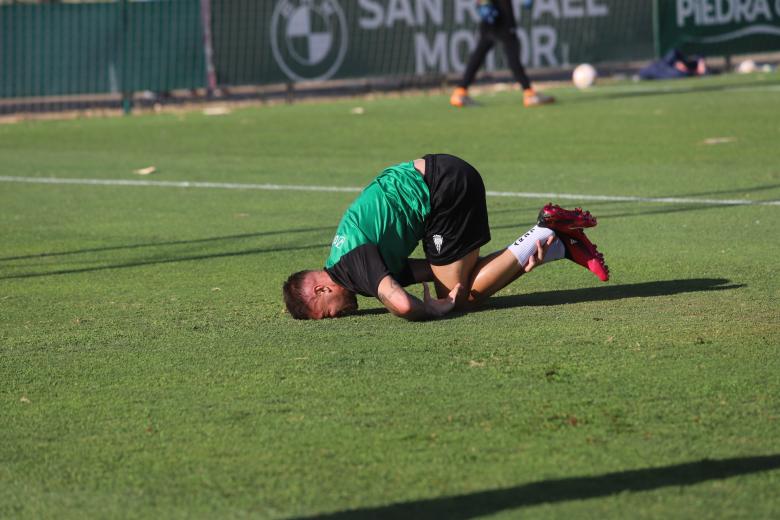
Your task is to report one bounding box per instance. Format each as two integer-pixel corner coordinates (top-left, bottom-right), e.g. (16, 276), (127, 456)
(422, 282), (463, 317)
(524, 235), (555, 273)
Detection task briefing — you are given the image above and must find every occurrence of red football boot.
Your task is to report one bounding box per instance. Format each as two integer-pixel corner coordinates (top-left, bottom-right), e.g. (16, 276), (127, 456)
(557, 228), (609, 282)
(538, 203), (597, 232)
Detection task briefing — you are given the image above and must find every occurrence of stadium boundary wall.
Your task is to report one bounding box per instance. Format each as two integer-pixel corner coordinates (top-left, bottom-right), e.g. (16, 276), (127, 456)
(1, 0), (779, 115)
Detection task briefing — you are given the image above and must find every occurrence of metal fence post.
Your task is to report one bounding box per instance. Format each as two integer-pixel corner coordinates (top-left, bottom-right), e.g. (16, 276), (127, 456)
(652, 0), (661, 59)
(120, 0), (132, 115)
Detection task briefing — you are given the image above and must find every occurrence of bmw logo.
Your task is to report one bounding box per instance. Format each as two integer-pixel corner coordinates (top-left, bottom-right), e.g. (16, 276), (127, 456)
(270, 0), (348, 82)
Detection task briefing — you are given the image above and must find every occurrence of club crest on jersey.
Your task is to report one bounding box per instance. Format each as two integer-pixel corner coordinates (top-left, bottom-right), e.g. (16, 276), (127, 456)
(332, 234), (346, 248)
(433, 234), (444, 254)
(270, 0), (348, 82)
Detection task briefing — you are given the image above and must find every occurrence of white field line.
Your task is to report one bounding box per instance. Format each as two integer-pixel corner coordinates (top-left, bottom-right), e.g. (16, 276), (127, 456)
(1, 175), (779, 207)
(486, 189), (780, 206)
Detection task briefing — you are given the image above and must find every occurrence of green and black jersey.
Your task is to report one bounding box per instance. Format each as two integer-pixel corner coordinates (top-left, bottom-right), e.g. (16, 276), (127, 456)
(325, 161), (430, 297)
(324, 154), (491, 298)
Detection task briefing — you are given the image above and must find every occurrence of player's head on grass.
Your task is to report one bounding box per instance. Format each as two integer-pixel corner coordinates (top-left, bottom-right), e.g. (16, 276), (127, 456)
(283, 269), (358, 319)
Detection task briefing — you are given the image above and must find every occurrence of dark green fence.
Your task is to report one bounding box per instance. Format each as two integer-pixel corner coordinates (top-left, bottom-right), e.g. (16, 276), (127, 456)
(0, 0), (205, 111)
(655, 0), (780, 57)
(1, 0), (778, 115)
(1, 3), (116, 97)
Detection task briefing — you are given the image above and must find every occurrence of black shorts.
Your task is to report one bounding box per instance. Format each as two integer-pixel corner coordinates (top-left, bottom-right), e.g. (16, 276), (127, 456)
(422, 154), (491, 265)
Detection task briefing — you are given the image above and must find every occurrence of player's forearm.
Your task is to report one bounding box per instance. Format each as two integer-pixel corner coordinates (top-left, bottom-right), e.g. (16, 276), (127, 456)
(391, 300), (432, 321)
(377, 276), (441, 321)
(378, 285), (431, 320)
(398, 294), (437, 321)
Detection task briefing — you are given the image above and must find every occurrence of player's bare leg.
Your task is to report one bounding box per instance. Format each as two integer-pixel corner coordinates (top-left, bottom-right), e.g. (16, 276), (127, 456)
(429, 249), (480, 303)
(467, 236), (555, 303)
(428, 236), (554, 309)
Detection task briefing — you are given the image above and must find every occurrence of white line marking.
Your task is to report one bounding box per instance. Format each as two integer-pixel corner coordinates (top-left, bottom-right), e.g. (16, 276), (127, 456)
(0, 175), (363, 193)
(486, 190), (780, 206)
(1, 175), (778, 206)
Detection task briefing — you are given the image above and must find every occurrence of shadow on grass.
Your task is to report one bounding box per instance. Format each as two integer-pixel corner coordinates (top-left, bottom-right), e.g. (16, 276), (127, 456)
(350, 307), (389, 317)
(0, 226), (334, 262)
(489, 182), (780, 231)
(596, 202), (734, 222)
(0, 243), (330, 280)
(483, 278), (742, 310)
(566, 77), (780, 104)
(298, 454), (780, 520)
(348, 279), (740, 320)
(652, 182), (780, 200)
(490, 203), (732, 232)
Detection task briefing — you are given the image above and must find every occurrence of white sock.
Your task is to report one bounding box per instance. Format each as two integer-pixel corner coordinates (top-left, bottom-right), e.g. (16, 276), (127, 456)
(507, 225), (565, 266)
(547, 238), (566, 262)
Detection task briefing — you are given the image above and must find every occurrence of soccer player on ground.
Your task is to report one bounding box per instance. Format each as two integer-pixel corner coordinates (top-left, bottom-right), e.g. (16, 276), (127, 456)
(450, 0), (554, 108)
(283, 154), (608, 321)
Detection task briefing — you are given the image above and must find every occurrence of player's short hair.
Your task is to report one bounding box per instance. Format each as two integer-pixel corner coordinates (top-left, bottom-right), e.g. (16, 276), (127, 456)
(283, 270), (315, 319)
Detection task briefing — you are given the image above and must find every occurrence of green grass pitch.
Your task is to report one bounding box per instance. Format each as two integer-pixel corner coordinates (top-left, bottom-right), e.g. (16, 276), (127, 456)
(1, 72), (779, 518)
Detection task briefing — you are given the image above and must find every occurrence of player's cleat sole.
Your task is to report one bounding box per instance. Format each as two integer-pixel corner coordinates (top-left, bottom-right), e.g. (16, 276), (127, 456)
(523, 91), (555, 107)
(537, 203), (597, 232)
(557, 228), (609, 281)
(450, 87), (477, 108)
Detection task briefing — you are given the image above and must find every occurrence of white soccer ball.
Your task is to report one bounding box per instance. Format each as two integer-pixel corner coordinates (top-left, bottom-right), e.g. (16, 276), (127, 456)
(737, 59), (757, 74)
(572, 63), (597, 89)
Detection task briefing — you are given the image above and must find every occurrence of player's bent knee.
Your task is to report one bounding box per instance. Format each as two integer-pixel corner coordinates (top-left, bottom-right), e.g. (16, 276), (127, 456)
(429, 249), (480, 297)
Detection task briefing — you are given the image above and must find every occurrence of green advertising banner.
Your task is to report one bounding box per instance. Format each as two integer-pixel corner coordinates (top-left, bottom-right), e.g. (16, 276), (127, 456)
(656, 0), (780, 56)
(212, 0), (655, 86)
